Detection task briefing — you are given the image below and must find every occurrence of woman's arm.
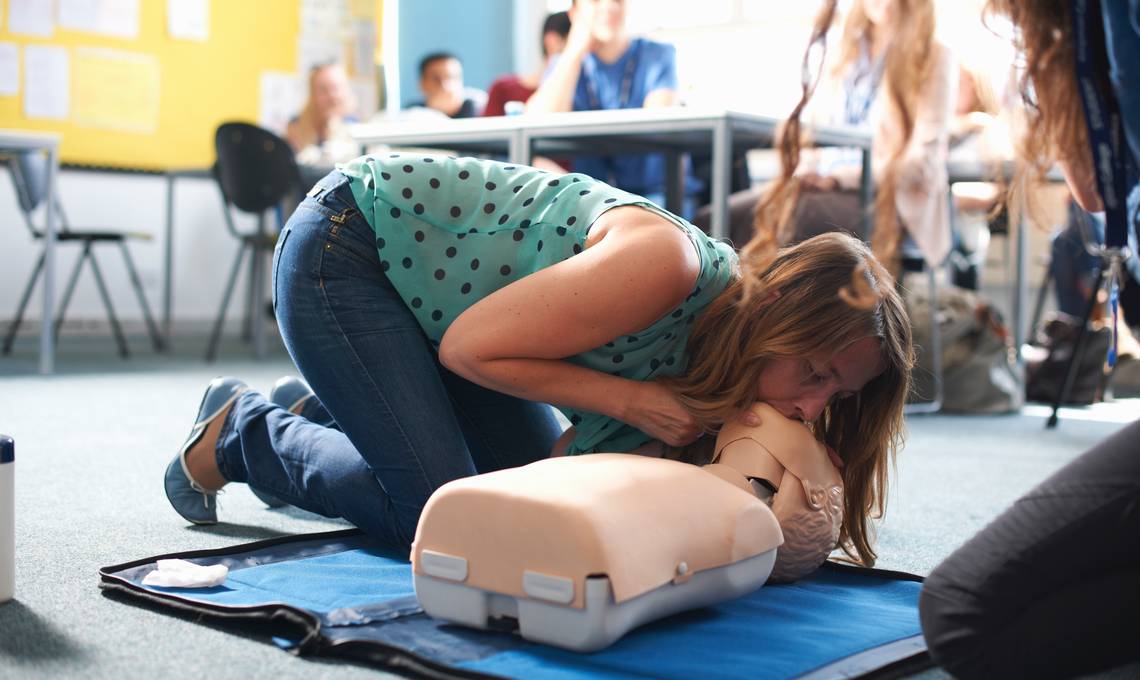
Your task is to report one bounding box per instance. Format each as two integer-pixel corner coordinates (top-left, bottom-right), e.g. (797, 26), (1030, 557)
(438, 211), (703, 447)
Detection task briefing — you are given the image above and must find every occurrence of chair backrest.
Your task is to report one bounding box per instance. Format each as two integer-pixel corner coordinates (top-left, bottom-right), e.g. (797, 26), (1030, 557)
(213, 122), (301, 214)
(5, 151), (68, 237)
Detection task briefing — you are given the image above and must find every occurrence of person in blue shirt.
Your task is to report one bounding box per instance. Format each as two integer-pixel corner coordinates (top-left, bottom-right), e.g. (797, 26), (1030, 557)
(526, 0), (697, 214)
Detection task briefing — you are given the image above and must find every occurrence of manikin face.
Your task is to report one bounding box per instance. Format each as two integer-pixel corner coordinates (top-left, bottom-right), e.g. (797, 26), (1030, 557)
(573, 0), (626, 44)
(420, 57), (464, 100)
(861, 0), (893, 26)
(754, 337), (886, 423)
(310, 65), (352, 118)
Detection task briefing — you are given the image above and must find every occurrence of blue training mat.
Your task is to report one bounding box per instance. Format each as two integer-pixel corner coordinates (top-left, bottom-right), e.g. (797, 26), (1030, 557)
(99, 529), (931, 680)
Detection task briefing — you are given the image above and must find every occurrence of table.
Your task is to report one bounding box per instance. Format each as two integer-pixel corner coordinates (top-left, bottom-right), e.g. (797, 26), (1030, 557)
(349, 108), (873, 240)
(1, 129), (61, 374)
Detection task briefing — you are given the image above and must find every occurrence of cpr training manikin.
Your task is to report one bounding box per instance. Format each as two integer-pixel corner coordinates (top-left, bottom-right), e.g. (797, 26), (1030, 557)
(411, 402), (846, 651)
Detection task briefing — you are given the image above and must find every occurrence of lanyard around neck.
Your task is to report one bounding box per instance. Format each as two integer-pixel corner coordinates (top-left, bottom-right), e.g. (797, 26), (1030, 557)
(1071, 0), (1134, 249)
(584, 40), (640, 110)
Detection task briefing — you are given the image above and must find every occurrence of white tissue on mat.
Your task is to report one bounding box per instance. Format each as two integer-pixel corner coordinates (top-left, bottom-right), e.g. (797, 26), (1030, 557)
(141, 558), (229, 588)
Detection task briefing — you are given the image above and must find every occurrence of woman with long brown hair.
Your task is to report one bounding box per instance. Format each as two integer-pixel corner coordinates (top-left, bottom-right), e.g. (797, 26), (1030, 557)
(708, 0), (956, 278)
(919, 2), (1140, 677)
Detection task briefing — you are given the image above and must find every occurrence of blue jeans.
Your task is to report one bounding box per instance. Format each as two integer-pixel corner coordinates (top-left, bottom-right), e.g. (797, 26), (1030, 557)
(214, 171), (563, 550)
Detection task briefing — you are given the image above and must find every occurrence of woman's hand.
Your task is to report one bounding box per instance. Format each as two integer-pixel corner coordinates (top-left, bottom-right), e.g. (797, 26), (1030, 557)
(565, 1), (599, 59)
(622, 381), (702, 447)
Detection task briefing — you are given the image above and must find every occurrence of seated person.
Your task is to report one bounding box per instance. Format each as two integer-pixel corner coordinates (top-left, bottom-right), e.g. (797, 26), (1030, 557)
(1051, 201), (1140, 327)
(285, 62), (360, 173)
(484, 11), (571, 117)
(408, 52), (486, 119)
(526, 0), (699, 215)
(701, 0), (956, 268)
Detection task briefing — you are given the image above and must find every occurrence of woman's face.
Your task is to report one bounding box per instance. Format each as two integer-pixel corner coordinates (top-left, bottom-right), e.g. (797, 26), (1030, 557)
(311, 65), (352, 117)
(754, 337), (886, 423)
(861, 0), (893, 26)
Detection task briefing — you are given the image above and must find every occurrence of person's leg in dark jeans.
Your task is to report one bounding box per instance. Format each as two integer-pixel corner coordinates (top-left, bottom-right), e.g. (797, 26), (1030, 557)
(215, 172), (561, 551)
(920, 419), (1140, 679)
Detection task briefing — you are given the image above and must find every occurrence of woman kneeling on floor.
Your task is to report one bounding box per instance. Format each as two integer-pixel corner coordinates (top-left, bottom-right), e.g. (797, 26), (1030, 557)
(164, 152), (912, 573)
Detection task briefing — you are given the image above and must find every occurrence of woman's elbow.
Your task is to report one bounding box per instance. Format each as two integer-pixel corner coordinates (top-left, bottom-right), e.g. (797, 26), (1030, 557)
(437, 335), (471, 375)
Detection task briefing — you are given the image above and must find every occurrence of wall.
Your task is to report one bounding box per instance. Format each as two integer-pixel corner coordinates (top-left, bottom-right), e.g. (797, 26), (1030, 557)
(396, 0), (515, 107)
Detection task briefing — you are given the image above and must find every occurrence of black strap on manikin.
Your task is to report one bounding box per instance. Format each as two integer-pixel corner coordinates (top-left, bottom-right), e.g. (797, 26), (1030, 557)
(1071, 0), (1134, 249)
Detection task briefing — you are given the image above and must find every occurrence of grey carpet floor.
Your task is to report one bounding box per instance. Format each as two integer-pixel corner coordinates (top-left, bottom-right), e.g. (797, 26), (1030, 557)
(0, 336), (1137, 679)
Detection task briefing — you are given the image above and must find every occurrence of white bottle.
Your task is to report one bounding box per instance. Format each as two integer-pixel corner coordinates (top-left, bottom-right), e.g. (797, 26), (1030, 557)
(0, 435), (13, 603)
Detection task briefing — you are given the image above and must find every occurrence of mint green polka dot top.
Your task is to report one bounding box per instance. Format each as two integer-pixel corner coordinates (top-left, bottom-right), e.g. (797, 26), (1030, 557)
(338, 153), (738, 455)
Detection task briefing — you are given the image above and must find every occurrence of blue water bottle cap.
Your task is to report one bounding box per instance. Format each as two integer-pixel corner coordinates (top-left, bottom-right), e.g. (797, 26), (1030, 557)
(0, 435), (13, 464)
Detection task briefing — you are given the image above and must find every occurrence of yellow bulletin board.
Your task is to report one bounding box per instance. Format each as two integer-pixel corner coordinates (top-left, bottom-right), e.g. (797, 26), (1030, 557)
(0, 0), (381, 171)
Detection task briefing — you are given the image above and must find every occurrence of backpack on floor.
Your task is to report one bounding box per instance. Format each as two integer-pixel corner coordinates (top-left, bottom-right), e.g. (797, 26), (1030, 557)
(905, 278), (1023, 414)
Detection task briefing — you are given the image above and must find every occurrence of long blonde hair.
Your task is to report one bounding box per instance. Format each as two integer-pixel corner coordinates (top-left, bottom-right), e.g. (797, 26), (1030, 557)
(745, 0), (937, 287)
(663, 233), (914, 566)
(984, 1), (1089, 221)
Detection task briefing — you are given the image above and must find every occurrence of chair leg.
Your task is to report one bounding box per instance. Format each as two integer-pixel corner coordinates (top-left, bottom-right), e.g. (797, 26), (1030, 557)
(1029, 258), (1054, 342)
(2, 249), (46, 355)
(87, 246), (130, 358)
(53, 243), (90, 346)
(206, 243), (248, 362)
(118, 242), (165, 352)
(242, 240), (256, 344)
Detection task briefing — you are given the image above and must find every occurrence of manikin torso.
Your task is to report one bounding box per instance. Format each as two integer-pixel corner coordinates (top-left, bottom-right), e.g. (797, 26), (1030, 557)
(703, 403), (845, 582)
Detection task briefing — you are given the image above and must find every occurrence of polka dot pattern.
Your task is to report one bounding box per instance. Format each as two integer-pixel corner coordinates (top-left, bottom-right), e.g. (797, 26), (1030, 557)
(337, 153), (739, 456)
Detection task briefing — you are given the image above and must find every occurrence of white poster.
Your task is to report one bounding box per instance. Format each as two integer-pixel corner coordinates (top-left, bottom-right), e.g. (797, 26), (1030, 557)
(259, 71), (304, 135)
(167, 0), (209, 42)
(24, 45), (70, 120)
(59, 0), (140, 39)
(0, 43), (18, 97)
(8, 0), (55, 38)
(351, 19), (376, 79)
(351, 75), (377, 120)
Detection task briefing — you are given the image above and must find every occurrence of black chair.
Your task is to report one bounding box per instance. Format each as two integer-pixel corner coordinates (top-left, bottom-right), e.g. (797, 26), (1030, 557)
(207, 122), (302, 361)
(2, 152), (163, 358)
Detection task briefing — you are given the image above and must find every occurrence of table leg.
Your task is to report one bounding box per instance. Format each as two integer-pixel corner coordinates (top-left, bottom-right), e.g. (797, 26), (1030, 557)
(40, 146), (58, 375)
(1014, 213), (1029, 364)
(510, 130), (531, 167)
(665, 151), (684, 215)
(860, 147), (873, 236)
(710, 121), (732, 240)
(163, 172), (175, 349)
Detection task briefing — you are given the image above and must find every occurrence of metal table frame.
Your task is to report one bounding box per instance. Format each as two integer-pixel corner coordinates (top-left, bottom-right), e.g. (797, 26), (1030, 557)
(350, 108), (872, 240)
(1, 129), (61, 374)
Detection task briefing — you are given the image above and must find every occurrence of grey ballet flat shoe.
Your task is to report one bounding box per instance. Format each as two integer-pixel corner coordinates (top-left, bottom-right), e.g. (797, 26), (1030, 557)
(164, 377), (248, 525)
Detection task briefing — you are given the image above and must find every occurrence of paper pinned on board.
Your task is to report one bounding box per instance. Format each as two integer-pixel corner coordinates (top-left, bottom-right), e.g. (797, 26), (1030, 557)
(58, 0), (141, 40)
(24, 46), (69, 120)
(0, 43), (18, 97)
(73, 47), (160, 133)
(259, 70), (304, 136)
(8, 0), (54, 38)
(167, 0), (209, 42)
